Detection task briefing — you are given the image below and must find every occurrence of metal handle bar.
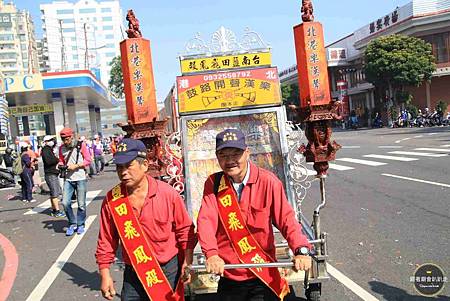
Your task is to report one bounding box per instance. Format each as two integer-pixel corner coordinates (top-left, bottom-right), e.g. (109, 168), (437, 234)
(187, 261), (294, 272)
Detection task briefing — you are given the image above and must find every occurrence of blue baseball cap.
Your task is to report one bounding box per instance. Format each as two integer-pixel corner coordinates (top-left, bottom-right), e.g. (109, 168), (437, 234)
(113, 138), (147, 165)
(216, 129), (247, 151)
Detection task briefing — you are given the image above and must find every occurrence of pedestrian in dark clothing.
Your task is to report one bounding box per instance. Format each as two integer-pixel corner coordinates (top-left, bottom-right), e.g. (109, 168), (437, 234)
(3, 148), (14, 172)
(20, 144), (36, 203)
(42, 136), (65, 217)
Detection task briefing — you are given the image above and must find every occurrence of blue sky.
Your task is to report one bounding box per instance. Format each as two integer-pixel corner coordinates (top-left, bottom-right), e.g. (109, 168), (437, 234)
(19, 0), (410, 101)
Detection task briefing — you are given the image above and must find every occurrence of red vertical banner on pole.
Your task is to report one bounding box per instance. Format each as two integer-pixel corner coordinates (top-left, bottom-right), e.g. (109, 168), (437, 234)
(294, 22), (331, 109)
(120, 38), (158, 124)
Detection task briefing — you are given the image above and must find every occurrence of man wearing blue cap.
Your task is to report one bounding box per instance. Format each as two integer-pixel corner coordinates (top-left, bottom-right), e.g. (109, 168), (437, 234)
(95, 138), (196, 301)
(197, 129), (312, 300)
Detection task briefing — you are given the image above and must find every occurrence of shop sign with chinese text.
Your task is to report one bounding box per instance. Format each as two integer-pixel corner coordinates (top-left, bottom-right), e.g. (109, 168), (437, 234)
(9, 103), (53, 117)
(180, 52), (271, 74)
(177, 67), (281, 114)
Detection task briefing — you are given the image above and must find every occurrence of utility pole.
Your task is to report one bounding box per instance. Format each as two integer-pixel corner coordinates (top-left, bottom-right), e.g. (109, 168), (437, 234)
(84, 23), (89, 70)
(59, 19), (67, 71)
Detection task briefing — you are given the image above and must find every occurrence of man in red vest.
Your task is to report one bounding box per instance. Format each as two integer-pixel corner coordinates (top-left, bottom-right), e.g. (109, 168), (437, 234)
(95, 138), (196, 300)
(197, 129), (311, 301)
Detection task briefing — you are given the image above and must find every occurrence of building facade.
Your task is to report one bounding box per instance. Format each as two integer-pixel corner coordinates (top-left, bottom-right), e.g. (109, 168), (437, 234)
(280, 0), (450, 126)
(0, 0), (39, 76)
(40, 0), (123, 86)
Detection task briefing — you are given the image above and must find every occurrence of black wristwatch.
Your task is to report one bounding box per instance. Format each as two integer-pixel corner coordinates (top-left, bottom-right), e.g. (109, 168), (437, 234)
(294, 246), (309, 256)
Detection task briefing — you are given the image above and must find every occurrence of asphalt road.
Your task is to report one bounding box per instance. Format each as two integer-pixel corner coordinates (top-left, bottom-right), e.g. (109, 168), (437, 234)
(0, 126), (449, 301)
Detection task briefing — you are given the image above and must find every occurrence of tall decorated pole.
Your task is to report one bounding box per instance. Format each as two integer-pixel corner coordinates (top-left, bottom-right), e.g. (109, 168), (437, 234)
(293, 0), (341, 176)
(119, 10), (176, 181)
(120, 10), (158, 124)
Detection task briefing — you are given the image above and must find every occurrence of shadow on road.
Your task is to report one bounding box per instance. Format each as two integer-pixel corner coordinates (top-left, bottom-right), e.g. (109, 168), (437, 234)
(369, 280), (450, 301)
(42, 219), (67, 233)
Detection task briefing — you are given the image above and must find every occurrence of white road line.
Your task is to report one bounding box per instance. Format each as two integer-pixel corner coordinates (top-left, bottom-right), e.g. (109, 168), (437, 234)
(441, 144), (450, 147)
(336, 158), (387, 166)
(382, 174), (450, 188)
(388, 151), (447, 158)
(363, 154), (418, 162)
(378, 146), (403, 149)
(342, 146), (361, 149)
(329, 163), (355, 171)
(327, 263), (380, 301)
(414, 147), (450, 153)
(413, 135), (424, 138)
(428, 133), (439, 135)
(24, 190), (102, 215)
(395, 137), (411, 144)
(25, 215), (97, 301)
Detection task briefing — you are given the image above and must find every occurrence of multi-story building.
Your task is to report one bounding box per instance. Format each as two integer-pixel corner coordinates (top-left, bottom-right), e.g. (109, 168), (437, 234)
(40, 0), (123, 86)
(76, 101), (126, 138)
(0, 0), (39, 76)
(36, 39), (50, 73)
(280, 0), (450, 126)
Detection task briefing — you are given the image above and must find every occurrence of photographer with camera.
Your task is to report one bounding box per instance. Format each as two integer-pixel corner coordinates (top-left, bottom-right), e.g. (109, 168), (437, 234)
(59, 127), (92, 236)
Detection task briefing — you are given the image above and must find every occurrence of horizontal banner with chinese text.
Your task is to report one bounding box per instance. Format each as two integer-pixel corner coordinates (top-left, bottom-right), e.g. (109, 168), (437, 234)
(180, 52), (272, 74)
(177, 67), (281, 114)
(9, 103), (53, 116)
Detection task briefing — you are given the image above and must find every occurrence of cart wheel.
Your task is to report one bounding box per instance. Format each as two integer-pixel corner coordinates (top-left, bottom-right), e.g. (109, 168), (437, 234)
(305, 283), (321, 301)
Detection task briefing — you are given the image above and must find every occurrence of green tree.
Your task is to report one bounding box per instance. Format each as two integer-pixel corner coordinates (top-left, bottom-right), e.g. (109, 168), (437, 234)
(108, 56), (124, 98)
(281, 83), (299, 106)
(364, 34), (436, 106)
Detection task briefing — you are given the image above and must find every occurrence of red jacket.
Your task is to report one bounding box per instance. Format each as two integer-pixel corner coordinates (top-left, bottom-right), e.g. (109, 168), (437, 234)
(197, 163), (311, 281)
(95, 175), (196, 270)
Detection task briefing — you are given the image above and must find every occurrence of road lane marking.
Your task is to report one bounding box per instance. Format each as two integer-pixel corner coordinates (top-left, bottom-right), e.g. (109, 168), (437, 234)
(342, 146), (361, 149)
(25, 215), (97, 301)
(0, 233), (19, 301)
(388, 151), (447, 158)
(382, 174), (450, 188)
(329, 163), (355, 171)
(413, 135), (423, 138)
(428, 133), (439, 135)
(336, 158), (387, 166)
(414, 147), (450, 153)
(327, 263), (380, 301)
(363, 154), (418, 162)
(378, 146), (403, 149)
(395, 138), (411, 144)
(24, 190), (102, 215)
(441, 144), (450, 147)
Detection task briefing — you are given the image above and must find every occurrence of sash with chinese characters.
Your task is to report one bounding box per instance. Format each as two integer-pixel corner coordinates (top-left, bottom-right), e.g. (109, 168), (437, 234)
(106, 183), (184, 301)
(216, 175), (290, 300)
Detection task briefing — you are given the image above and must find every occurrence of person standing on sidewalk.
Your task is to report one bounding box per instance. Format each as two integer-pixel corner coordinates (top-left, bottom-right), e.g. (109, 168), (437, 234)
(93, 134), (105, 174)
(59, 127), (92, 236)
(41, 136), (65, 218)
(20, 143), (36, 203)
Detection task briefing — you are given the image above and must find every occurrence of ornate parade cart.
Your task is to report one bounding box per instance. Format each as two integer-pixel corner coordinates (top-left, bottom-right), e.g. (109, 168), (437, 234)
(119, 1), (340, 299)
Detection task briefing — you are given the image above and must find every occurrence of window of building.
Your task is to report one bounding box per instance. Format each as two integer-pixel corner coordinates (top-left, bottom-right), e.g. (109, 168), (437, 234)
(104, 34), (114, 40)
(112, 124), (118, 128)
(74, 63), (79, 68)
(103, 25), (113, 30)
(422, 32), (450, 65)
(79, 8), (96, 14)
(105, 52), (115, 57)
(61, 18), (75, 24)
(102, 124), (108, 129)
(106, 43), (115, 48)
(101, 8), (112, 13)
(102, 16), (112, 22)
(73, 55), (78, 60)
(63, 28), (75, 33)
(57, 9), (74, 14)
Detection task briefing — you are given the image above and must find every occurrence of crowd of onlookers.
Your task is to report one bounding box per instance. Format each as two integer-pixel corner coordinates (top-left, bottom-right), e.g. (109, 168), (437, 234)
(0, 132), (123, 233)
